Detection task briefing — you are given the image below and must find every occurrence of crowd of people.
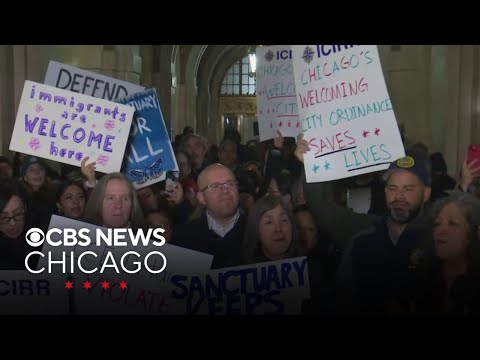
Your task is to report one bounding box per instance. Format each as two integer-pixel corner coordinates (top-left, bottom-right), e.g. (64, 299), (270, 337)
(0, 124), (479, 315)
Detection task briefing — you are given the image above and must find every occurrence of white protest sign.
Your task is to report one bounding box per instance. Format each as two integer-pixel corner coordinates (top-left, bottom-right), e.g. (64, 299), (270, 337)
(167, 257), (310, 315)
(292, 45), (405, 183)
(256, 46), (300, 141)
(38, 215), (213, 315)
(44, 60), (145, 101)
(9, 81), (135, 173)
(0, 271), (69, 315)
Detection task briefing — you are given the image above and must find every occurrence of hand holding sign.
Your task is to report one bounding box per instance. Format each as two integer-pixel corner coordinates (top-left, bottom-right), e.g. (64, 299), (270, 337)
(81, 156), (97, 185)
(273, 130), (284, 150)
(294, 133), (311, 164)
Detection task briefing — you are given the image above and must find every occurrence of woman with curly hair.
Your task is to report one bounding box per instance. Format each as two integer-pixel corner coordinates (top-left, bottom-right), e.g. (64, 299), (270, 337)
(414, 193), (480, 315)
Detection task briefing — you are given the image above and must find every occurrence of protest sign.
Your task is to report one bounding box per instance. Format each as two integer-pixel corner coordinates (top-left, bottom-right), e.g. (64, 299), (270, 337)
(117, 89), (178, 189)
(0, 271), (69, 315)
(292, 45), (405, 183)
(44, 60), (145, 101)
(9, 81), (134, 173)
(168, 257), (310, 315)
(36, 215), (213, 314)
(256, 46), (299, 141)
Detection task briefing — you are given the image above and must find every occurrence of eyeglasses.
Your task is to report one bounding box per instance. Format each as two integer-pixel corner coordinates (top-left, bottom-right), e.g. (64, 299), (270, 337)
(0, 212), (25, 225)
(201, 181), (238, 192)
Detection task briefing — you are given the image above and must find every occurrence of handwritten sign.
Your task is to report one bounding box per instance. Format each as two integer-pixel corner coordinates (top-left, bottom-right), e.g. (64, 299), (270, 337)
(71, 246), (213, 315)
(256, 46), (300, 141)
(9, 81), (134, 173)
(167, 257), (310, 315)
(44, 61), (145, 101)
(38, 215), (213, 315)
(292, 45), (405, 183)
(0, 271), (69, 315)
(117, 89), (178, 189)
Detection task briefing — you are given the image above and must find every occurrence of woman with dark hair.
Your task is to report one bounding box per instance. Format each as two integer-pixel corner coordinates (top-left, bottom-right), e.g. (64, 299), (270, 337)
(293, 205), (341, 285)
(145, 208), (174, 243)
(235, 167), (260, 214)
(266, 169), (294, 210)
(19, 155), (57, 231)
(414, 193), (480, 315)
(175, 150), (198, 209)
(243, 195), (301, 264)
(0, 156), (14, 179)
(242, 195), (334, 314)
(0, 180), (38, 269)
(137, 184), (161, 213)
(56, 181), (86, 220)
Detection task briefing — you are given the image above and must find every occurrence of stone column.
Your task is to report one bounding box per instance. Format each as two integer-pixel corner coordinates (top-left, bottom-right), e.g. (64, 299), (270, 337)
(0, 45), (14, 156)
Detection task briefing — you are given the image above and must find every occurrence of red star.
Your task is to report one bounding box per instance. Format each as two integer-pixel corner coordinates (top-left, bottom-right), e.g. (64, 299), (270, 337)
(362, 130), (369, 138)
(119, 281), (128, 290)
(278, 121), (283, 127)
(101, 280), (110, 290)
(83, 280), (92, 290)
(65, 281), (73, 290)
(296, 121), (300, 128)
(374, 128), (380, 136)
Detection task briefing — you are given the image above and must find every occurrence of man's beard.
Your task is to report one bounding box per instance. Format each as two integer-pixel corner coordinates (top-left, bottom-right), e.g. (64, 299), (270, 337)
(388, 203), (422, 224)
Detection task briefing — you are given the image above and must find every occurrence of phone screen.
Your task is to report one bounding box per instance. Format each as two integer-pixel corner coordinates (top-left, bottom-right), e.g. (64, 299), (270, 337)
(467, 144), (480, 176)
(165, 170), (180, 192)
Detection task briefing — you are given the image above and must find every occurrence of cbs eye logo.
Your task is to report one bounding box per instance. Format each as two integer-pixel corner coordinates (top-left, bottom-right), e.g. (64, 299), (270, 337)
(25, 228), (45, 247)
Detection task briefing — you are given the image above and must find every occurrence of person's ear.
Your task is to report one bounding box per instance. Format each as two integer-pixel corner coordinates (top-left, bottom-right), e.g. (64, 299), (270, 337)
(197, 191), (206, 206)
(423, 186), (431, 204)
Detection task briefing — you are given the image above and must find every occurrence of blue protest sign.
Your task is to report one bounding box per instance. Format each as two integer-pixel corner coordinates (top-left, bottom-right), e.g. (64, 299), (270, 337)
(117, 89), (177, 188)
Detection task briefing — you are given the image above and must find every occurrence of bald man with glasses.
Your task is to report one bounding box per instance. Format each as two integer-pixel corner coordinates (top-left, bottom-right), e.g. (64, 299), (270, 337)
(172, 164), (246, 269)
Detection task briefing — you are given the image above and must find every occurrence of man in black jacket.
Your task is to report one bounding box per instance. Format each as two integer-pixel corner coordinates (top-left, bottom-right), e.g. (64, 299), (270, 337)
(172, 164), (245, 269)
(295, 134), (432, 314)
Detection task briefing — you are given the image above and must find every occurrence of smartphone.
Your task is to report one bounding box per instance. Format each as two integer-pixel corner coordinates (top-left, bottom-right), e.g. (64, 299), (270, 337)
(467, 144), (480, 176)
(165, 170), (180, 192)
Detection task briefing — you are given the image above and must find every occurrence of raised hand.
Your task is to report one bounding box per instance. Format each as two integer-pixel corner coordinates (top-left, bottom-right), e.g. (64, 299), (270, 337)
(273, 130), (284, 150)
(294, 133), (310, 163)
(81, 156), (97, 185)
(161, 181), (184, 206)
(460, 158), (480, 192)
